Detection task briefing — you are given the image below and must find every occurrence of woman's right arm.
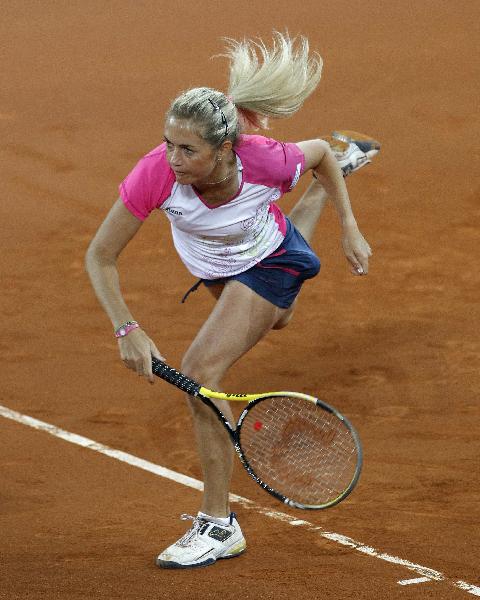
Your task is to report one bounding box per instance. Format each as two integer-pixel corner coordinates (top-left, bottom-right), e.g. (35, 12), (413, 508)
(85, 198), (164, 383)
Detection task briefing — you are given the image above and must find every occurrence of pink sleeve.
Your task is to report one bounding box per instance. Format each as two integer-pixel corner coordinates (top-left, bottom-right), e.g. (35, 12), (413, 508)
(236, 135), (305, 193)
(279, 140), (305, 193)
(119, 144), (175, 221)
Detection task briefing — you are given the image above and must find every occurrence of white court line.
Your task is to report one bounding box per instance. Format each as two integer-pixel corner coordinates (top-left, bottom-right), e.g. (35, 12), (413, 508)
(398, 577), (433, 586)
(1, 404), (479, 597)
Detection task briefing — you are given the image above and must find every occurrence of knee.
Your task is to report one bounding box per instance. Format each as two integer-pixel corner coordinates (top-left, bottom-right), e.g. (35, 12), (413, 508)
(180, 353), (222, 390)
(181, 356), (222, 419)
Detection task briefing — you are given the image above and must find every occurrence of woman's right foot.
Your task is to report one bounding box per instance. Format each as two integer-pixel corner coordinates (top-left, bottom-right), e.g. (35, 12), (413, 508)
(155, 512), (246, 569)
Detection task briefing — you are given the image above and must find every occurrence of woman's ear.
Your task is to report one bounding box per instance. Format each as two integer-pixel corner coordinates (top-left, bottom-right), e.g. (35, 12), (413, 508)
(217, 140), (233, 161)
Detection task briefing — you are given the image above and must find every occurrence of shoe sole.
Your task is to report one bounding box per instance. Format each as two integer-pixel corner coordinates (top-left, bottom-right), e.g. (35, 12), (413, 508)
(332, 130), (381, 159)
(324, 135), (350, 154)
(155, 542), (246, 569)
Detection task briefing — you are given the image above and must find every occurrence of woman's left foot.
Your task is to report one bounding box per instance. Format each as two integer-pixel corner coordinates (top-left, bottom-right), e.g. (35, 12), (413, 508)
(325, 131), (381, 177)
(332, 130), (381, 159)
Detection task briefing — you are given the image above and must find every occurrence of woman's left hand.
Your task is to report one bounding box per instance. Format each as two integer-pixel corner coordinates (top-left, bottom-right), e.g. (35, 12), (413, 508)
(341, 223), (372, 275)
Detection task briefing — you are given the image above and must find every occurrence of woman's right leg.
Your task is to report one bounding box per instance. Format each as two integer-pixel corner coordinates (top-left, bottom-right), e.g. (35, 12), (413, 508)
(181, 280), (288, 517)
(156, 280), (289, 569)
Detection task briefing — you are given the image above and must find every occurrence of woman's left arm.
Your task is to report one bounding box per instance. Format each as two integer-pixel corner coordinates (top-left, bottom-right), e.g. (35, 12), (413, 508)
(296, 139), (372, 275)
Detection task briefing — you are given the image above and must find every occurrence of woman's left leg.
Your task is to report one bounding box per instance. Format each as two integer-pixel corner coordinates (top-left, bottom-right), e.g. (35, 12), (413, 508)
(271, 179), (329, 330)
(288, 178), (329, 243)
(204, 181), (329, 331)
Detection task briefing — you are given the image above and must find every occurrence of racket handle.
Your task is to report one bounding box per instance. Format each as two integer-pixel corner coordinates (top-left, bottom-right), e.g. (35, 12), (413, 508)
(151, 357), (201, 396)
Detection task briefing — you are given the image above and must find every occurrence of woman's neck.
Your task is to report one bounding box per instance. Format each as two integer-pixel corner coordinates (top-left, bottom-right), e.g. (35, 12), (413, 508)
(194, 153), (238, 197)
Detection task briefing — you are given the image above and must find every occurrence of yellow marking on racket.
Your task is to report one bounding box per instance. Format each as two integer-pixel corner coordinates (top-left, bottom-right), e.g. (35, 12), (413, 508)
(199, 388), (318, 404)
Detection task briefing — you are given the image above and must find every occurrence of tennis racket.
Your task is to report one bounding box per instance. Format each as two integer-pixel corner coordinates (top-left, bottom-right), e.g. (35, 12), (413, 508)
(151, 356), (362, 510)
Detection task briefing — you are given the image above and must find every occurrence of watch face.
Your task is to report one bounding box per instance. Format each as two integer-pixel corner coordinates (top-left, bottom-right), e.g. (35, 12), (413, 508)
(115, 321), (138, 337)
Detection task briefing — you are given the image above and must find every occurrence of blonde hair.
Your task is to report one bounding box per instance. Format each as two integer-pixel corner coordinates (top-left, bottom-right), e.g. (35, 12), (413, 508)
(167, 32), (323, 147)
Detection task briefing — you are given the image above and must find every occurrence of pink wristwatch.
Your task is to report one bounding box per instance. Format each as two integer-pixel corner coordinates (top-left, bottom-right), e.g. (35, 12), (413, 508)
(114, 321), (140, 338)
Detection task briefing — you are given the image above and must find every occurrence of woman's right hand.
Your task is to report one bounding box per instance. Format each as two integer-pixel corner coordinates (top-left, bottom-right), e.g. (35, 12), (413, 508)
(117, 328), (165, 384)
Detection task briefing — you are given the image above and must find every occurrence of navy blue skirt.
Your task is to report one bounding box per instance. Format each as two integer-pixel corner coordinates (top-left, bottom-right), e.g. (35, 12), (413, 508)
(197, 219), (320, 309)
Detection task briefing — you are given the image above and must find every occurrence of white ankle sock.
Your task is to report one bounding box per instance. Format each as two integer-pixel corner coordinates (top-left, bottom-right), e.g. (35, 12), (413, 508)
(198, 511), (231, 526)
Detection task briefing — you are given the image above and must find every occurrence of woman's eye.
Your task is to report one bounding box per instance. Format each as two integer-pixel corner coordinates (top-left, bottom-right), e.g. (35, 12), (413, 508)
(184, 148), (194, 156)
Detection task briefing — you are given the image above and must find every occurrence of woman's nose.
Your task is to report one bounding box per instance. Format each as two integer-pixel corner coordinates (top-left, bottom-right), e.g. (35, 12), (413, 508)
(169, 147), (182, 167)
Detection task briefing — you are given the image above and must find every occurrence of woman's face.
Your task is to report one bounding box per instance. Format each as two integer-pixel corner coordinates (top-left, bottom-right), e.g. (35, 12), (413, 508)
(164, 117), (221, 185)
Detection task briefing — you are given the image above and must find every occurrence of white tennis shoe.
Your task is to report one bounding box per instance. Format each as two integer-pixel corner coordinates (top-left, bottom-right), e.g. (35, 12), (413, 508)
(155, 512), (246, 569)
(335, 142), (371, 176)
(332, 130), (381, 176)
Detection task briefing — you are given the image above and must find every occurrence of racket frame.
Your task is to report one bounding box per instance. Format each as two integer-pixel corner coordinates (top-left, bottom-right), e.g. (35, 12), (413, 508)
(151, 357), (362, 509)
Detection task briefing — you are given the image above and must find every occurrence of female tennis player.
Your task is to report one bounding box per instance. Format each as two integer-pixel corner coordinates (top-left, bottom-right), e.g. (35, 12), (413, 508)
(86, 32), (376, 569)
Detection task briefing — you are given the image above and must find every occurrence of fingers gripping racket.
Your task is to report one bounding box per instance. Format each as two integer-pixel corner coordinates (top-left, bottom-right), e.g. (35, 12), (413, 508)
(151, 357), (362, 510)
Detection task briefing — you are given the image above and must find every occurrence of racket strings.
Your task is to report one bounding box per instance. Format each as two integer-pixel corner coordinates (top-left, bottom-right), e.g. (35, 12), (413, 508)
(239, 396), (359, 507)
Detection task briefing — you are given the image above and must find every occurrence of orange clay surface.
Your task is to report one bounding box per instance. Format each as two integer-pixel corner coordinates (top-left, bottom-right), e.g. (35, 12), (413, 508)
(1, 2), (479, 599)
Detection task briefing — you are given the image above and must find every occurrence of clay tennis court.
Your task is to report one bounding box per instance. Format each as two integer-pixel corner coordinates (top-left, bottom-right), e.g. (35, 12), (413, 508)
(1, 1), (479, 598)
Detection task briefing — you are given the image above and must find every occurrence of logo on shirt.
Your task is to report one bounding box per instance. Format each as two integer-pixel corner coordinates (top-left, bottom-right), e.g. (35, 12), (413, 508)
(165, 207), (183, 216)
(268, 190), (281, 202)
(289, 162), (302, 190)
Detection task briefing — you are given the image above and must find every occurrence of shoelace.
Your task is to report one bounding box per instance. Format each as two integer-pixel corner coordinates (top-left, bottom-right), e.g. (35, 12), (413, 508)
(176, 514), (206, 548)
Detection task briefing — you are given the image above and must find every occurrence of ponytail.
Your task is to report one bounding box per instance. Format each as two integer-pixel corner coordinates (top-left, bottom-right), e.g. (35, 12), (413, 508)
(226, 31), (323, 129)
(167, 32), (322, 147)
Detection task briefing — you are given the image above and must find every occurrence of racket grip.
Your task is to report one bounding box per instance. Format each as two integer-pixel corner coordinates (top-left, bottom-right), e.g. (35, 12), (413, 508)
(151, 357), (201, 396)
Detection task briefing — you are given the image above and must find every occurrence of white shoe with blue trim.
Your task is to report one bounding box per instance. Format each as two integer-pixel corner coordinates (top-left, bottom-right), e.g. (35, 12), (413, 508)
(332, 130), (381, 176)
(155, 512), (246, 569)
